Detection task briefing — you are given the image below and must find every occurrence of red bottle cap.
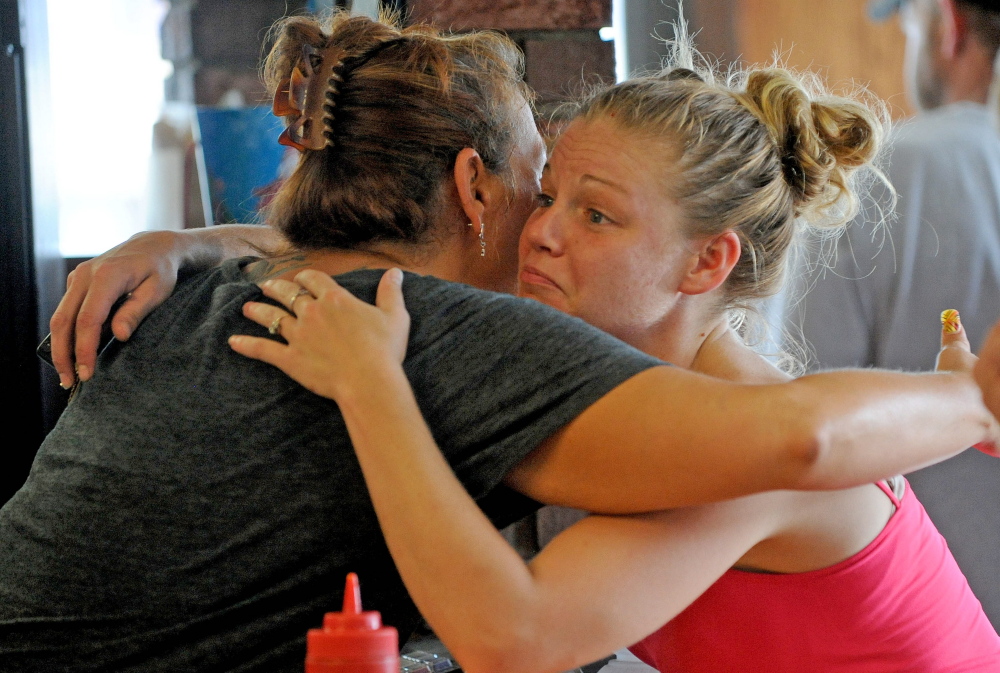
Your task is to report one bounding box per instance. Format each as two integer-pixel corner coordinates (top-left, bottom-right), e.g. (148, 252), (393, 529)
(305, 573), (399, 673)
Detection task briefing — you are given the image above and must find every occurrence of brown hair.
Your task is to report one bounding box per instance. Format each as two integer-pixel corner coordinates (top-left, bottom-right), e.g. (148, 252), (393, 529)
(262, 11), (531, 251)
(959, 1), (1000, 53)
(564, 35), (888, 314)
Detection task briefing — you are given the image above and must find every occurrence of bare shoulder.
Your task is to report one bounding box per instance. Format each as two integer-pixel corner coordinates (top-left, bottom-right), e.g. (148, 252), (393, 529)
(690, 328), (791, 385)
(736, 484), (895, 573)
(690, 332), (898, 573)
(644, 484), (894, 576)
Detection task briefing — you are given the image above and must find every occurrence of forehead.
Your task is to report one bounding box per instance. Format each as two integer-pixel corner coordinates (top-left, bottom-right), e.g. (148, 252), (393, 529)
(510, 99), (545, 171)
(547, 118), (652, 183)
(517, 101), (545, 153)
(547, 117), (689, 226)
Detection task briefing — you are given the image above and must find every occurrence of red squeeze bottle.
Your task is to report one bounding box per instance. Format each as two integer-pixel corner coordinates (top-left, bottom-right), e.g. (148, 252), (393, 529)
(305, 573), (399, 673)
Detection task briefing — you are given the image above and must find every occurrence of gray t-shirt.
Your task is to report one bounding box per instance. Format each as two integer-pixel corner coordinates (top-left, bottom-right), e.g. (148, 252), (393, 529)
(0, 259), (660, 672)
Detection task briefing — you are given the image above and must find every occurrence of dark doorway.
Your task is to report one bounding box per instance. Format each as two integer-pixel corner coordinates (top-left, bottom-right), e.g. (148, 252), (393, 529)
(1, 0), (64, 505)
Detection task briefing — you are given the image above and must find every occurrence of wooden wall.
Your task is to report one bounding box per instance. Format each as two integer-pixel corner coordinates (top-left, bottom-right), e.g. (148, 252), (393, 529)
(692, 0), (914, 118)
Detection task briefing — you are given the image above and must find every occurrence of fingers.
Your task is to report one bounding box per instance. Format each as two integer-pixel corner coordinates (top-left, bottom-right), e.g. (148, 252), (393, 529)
(293, 269), (344, 300)
(936, 309), (978, 374)
(109, 277), (173, 343)
(234, 270), (411, 401)
(376, 269), (409, 330)
(51, 262), (138, 385)
(228, 333), (290, 370)
(49, 268), (90, 388)
(53, 253), (171, 384)
(256, 271), (348, 323)
(257, 278), (315, 314)
(941, 309), (970, 351)
(50, 230), (189, 384)
(72, 273), (143, 381)
(241, 301), (294, 336)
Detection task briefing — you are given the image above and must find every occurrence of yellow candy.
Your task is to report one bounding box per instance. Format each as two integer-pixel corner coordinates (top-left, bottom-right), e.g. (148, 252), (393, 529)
(941, 309), (961, 335)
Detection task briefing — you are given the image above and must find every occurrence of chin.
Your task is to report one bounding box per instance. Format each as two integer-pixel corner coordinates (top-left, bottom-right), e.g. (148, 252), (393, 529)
(517, 284), (566, 311)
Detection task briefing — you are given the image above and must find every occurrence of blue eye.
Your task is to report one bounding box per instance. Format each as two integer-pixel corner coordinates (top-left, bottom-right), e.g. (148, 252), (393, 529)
(588, 210), (607, 224)
(536, 193), (554, 207)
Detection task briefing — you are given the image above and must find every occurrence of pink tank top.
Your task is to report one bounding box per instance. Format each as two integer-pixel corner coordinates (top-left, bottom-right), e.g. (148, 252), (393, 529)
(629, 480), (1000, 672)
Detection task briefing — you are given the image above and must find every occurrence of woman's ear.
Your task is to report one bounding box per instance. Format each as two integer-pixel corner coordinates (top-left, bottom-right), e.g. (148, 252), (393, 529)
(678, 231), (741, 296)
(453, 147), (490, 227)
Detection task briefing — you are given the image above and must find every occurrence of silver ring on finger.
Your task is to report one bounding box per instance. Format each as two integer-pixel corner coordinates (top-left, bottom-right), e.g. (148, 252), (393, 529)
(289, 287), (311, 314)
(268, 314), (287, 336)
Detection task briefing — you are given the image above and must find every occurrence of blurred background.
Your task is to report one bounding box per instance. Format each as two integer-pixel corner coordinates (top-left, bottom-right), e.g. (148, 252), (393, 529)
(1, 0), (909, 501)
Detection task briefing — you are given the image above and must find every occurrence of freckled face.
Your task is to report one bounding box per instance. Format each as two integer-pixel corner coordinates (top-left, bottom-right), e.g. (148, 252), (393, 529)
(517, 117), (695, 343)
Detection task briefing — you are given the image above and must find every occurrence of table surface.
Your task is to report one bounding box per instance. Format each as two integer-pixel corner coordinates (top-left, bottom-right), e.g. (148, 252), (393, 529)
(402, 634), (614, 673)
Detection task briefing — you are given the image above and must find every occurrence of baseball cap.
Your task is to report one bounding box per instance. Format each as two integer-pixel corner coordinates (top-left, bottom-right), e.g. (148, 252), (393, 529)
(869, 0), (1000, 21)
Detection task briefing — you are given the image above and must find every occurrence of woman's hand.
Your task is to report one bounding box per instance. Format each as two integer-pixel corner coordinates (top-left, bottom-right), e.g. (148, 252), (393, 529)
(229, 268), (410, 403)
(49, 230), (189, 388)
(49, 225), (281, 388)
(975, 319), (1000, 446)
(936, 310), (1000, 456)
(936, 309), (977, 374)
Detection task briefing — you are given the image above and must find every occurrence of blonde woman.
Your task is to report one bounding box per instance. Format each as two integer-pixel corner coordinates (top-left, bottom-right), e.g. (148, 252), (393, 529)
(29, 12), (1000, 672)
(234, 48), (1000, 673)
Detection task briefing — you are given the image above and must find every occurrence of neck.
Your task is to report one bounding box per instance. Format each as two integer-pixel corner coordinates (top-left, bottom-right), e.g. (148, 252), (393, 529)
(942, 41), (995, 105)
(633, 294), (727, 368)
(262, 212), (515, 293)
(638, 294), (790, 385)
(258, 231), (501, 290)
(298, 245), (446, 279)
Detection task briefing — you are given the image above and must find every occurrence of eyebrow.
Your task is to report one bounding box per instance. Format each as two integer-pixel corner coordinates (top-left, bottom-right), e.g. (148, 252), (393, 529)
(542, 163), (631, 196)
(581, 173), (630, 195)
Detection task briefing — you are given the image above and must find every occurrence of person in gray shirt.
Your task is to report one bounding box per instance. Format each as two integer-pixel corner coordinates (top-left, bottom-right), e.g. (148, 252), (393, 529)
(789, 0), (1000, 626)
(9, 10), (999, 672)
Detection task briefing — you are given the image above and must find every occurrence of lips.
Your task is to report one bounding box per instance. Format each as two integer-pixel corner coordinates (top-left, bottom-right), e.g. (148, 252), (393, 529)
(519, 264), (562, 292)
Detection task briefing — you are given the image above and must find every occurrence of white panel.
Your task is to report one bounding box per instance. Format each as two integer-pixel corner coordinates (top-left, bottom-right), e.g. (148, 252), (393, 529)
(352, 0), (381, 19)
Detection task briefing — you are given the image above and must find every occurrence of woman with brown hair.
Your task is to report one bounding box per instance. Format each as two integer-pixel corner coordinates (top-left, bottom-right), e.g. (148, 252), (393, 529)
(15, 9), (998, 672)
(232, 30), (1000, 673)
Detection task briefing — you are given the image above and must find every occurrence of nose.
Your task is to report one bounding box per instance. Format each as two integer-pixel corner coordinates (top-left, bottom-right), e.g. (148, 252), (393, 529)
(520, 202), (565, 256)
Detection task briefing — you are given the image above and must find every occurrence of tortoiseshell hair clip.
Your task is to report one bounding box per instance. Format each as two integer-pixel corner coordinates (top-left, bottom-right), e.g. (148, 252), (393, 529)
(272, 43), (348, 152)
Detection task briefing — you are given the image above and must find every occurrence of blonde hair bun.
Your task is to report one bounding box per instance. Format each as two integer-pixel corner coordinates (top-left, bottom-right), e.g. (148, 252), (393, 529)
(738, 69), (885, 227)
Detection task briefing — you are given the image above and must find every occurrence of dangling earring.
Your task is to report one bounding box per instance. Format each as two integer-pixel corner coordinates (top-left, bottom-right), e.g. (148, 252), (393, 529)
(479, 221), (486, 257)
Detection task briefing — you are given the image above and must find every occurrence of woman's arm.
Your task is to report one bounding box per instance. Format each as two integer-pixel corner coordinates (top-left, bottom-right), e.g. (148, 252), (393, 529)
(49, 225), (281, 387)
(228, 269), (781, 673)
(232, 271), (998, 515)
(345, 377), (774, 673)
(509, 309), (998, 513)
(507, 363), (995, 513)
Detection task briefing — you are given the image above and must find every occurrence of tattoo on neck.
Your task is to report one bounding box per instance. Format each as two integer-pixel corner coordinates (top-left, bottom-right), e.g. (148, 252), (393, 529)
(244, 254), (310, 283)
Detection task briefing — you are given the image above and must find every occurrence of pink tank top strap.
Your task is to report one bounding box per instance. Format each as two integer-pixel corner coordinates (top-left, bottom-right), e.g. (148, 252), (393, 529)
(876, 478), (902, 508)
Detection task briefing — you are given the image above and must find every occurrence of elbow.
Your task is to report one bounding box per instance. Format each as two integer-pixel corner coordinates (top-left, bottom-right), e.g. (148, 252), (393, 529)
(452, 645), (534, 673)
(449, 624), (558, 673)
(780, 411), (830, 491)
(758, 379), (833, 491)
(455, 651), (524, 673)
